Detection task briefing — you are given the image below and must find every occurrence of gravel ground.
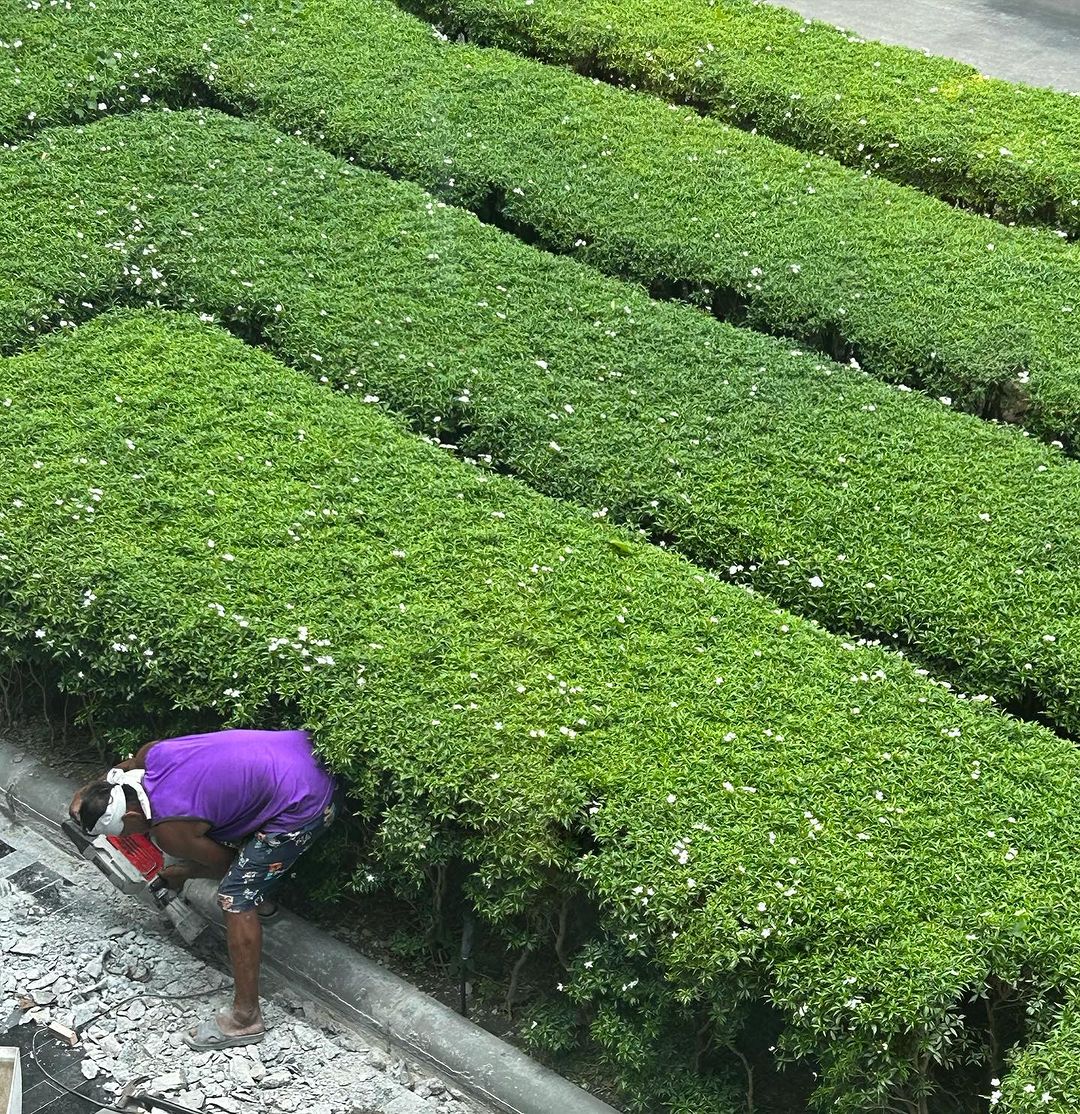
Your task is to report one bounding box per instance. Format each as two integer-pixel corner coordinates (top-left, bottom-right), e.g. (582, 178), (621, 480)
(0, 813), (483, 1114)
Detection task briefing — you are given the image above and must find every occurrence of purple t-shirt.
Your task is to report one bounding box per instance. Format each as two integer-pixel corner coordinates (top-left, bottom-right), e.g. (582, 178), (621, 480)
(143, 729), (336, 843)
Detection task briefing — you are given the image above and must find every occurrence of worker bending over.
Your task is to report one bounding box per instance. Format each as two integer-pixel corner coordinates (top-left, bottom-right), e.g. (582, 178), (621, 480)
(69, 728), (341, 1050)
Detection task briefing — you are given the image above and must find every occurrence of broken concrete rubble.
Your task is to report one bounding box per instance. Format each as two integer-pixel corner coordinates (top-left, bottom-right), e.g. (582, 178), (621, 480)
(0, 817), (480, 1114)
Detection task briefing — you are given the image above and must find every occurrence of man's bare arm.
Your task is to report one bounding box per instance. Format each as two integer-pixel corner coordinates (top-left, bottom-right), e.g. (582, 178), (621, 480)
(153, 819), (237, 878)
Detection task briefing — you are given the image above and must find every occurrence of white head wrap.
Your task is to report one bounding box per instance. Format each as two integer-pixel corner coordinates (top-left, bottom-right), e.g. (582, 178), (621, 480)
(90, 768), (153, 837)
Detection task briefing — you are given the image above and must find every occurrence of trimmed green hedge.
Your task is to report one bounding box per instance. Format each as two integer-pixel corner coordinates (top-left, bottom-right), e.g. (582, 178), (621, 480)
(998, 994), (1080, 1112)
(5, 110), (1080, 743)
(405, 0), (1080, 236)
(8, 308), (1080, 1111)
(4, 0), (1080, 443)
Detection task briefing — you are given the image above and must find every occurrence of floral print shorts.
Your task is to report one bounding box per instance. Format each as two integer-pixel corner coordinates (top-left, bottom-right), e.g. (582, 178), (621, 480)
(217, 787), (342, 914)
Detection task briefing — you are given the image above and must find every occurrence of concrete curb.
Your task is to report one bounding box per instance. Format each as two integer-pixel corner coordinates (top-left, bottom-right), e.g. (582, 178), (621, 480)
(0, 737), (619, 1114)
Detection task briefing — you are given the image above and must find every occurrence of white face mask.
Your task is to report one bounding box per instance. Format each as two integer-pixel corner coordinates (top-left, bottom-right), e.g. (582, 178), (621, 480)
(90, 768), (153, 837)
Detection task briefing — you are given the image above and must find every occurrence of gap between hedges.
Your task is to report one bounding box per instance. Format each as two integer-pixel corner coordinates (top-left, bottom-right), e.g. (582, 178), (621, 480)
(1, 72), (922, 409)
(398, 0), (1080, 239)
(3, 0), (1080, 447)
(4, 109), (1080, 746)
(4, 308), (1080, 1113)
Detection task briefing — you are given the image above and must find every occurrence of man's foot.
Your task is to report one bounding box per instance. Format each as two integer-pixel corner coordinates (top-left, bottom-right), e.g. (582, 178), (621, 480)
(182, 1007), (265, 1050)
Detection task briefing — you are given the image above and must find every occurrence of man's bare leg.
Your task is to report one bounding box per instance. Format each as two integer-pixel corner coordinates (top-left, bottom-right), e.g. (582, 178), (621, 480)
(218, 910), (266, 1036)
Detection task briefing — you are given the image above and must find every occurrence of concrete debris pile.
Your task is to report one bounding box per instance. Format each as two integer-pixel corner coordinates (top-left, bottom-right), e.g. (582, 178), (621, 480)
(0, 821), (476, 1114)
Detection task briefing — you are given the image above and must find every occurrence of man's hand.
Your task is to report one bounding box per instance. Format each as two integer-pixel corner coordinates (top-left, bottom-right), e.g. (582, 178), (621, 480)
(158, 860), (230, 888)
(158, 864), (197, 891)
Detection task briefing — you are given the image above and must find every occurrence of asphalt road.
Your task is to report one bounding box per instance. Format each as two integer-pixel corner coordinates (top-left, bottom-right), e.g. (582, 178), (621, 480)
(777, 0), (1080, 92)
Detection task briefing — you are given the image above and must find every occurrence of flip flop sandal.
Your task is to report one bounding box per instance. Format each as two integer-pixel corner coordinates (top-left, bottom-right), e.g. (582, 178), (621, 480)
(182, 1015), (266, 1051)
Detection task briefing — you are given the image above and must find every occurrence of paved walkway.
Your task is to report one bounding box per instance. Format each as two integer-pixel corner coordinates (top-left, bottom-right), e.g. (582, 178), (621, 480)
(778, 0), (1080, 92)
(0, 815), (477, 1114)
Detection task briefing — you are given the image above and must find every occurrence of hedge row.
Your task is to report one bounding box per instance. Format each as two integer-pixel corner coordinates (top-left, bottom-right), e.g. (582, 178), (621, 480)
(5, 110), (1080, 744)
(5, 0), (1080, 442)
(998, 994), (1080, 1112)
(405, 0), (1080, 236)
(6, 308), (1080, 1112)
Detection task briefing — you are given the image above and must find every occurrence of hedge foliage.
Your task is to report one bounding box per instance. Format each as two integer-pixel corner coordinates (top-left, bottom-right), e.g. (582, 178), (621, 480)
(5, 110), (1080, 745)
(998, 994), (1080, 1112)
(7, 309), (1080, 1112)
(405, 0), (1080, 236)
(4, 0), (1080, 443)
